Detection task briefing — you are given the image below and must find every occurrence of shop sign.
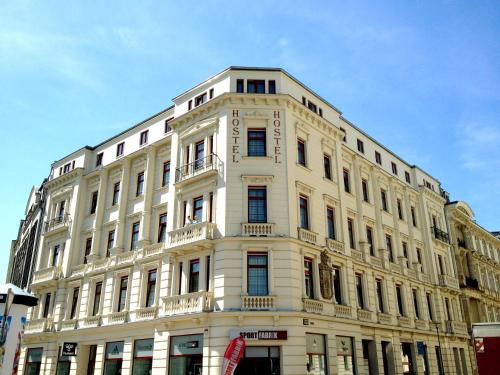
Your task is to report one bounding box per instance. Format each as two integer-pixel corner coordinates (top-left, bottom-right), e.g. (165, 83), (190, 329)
(61, 342), (77, 356)
(170, 334), (203, 356)
(105, 341), (124, 359)
(221, 337), (246, 375)
(229, 329), (287, 341)
(336, 336), (353, 355)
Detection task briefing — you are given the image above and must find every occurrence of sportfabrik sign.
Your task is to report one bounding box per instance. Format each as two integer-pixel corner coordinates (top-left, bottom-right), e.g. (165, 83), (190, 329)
(221, 337), (246, 375)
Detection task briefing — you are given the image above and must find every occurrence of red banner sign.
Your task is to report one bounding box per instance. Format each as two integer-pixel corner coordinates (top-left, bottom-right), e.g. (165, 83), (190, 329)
(221, 337), (246, 375)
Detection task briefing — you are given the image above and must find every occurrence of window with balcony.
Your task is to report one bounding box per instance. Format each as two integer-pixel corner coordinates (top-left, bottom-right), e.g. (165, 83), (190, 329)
(323, 153), (332, 180)
(304, 257), (314, 299)
(131, 222), (140, 250)
(84, 237), (92, 264)
(376, 279), (385, 312)
(347, 218), (355, 249)
(106, 230), (115, 256)
(247, 80), (265, 93)
(343, 169), (351, 193)
(92, 282), (102, 316)
(194, 140), (205, 170)
(116, 142), (124, 157)
(70, 287), (79, 319)
(192, 196), (203, 223)
(90, 191), (98, 214)
(136, 172), (144, 196)
(362, 179), (369, 202)
(326, 207), (336, 240)
(366, 226), (374, 256)
(386, 234), (394, 262)
(158, 213), (167, 243)
(355, 273), (365, 309)
(412, 289), (420, 319)
(395, 284), (404, 316)
(162, 161), (170, 187)
(375, 151), (382, 165)
(381, 189), (388, 212)
(112, 182), (120, 206)
(357, 139), (365, 154)
(42, 293), (51, 318)
(297, 138), (306, 166)
(145, 269), (157, 307)
(397, 199), (404, 220)
(247, 129), (267, 156)
(333, 267), (342, 304)
(299, 195), (309, 230)
(57, 200), (66, 221)
(248, 187), (267, 223)
(96, 152), (103, 167)
(247, 253), (268, 296)
(140, 130), (149, 146)
(118, 276), (128, 312)
(195, 92), (207, 106)
(189, 259), (200, 293)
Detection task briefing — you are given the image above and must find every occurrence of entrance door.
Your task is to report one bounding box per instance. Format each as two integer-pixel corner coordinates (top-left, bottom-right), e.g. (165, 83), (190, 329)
(401, 342), (415, 375)
(234, 347), (280, 375)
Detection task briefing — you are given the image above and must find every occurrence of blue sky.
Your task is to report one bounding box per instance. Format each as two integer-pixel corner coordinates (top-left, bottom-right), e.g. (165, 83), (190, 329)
(1, 1), (499, 282)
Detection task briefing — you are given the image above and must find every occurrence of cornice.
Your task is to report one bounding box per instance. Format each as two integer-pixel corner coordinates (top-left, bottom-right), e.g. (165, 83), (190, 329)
(46, 168), (83, 190)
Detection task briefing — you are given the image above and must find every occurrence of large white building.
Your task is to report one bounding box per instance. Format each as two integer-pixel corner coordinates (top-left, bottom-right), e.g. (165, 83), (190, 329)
(14, 66), (481, 375)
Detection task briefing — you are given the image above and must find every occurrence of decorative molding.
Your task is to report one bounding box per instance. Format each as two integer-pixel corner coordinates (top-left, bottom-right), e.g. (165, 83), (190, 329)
(323, 194), (339, 207)
(295, 181), (315, 196)
(241, 175), (274, 184)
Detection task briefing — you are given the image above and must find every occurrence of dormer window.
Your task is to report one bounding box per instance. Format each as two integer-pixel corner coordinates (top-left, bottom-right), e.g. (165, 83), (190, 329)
(247, 80), (265, 94)
(269, 80), (276, 94)
(195, 92), (207, 107)
(236, 79), (244, 93)
(307, 100), (317, 113)
(140, 130), (148, 146)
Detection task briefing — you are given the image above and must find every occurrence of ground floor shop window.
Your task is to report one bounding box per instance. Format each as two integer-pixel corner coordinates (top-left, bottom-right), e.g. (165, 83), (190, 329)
(169, 334), (203, 375)
(87, 345), (97, 375)
(56, 347), (71, 375)
(235, 346), (280, 375)
(132, 338), (154, 375)
(401, 342), (415, 375)
(24, 348), (43, 375)
(103, 341), (124, 375)
(306, 334), (327, 375)
(336, 336), (355, 375)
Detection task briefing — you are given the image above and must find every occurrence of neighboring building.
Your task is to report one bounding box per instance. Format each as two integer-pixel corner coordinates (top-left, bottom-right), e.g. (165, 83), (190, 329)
(7, 181), (47, 290)
(15, 67), (474, 375)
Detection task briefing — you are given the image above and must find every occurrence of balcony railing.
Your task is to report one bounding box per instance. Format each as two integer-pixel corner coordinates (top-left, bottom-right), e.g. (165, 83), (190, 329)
(357, 309), (373, 322)
(135, 306), (158, 321)
(303, 299), (324, 314)
(163, 291), (213, 315)
(377, 312), (393, 325)
(44, 213), (71, 234)
(106, 311), (128, 325)
(31, 266), (61, 286)
(446, 320), (467, 335)
(414, 319), (429, 331)
(59, 319), (78, 331)
(351, 249), (364, 262)
(438, 274), (460, 290)
(326, 238), (345, 254)
(370, 256), (383, 268)
(81, 316), (101, 328)
(334, 304), (352, 319)
(242, 223), (275, 237)
(175, 154), (221, 184)
(169, 222), (216, 247)
(398, 315), (413, 328)
(25, 318), (54, 334)
(457, 239), (467, 248)
(431, 226), (450, 244)
(298, 227), (317, 244)
(241, 295), (276, 311)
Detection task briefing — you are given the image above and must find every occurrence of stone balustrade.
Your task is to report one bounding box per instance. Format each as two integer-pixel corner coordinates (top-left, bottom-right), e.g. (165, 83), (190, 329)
(32, 266), (61, 286)
(303, 299), (324, 314)
(357, 309), (373, 322)
(334, 304), (352, 319)
(326, 238), (345, 254)
(242, 223), (275, 237)
(298, 228), (317, 244)
(169, 222), (216, 247)
(135, 306), (158, 320)
(241, 295), (276, 311)
(439, 274), (460, 290)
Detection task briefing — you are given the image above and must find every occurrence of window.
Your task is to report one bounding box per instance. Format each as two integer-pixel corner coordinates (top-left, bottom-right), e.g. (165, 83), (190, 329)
(247, 253), (268, 296)
(306, 334), (326, 374)
(96, 152), (103, 167)
(397, 199), (403, 220)
(116, 142), (124, 157)
(139, 130), (148, 146)
(52, 245), (60, 267)
(416, 248), (422, 265)
(395, 284), (404, 315)
(209, 88), (214, 99)
(347, 218), (355, 249)
(427, 293), (434, 321)
(247, 79), (265, 93)
(162, 161), (170, 187)
(304, 257), (314, 299)
(411, 206), (417, 226)
(323, 154), (332, 180)
(69, 287), (79, 319)
(357, 139), (365, 153)
(236, 79), (244, 93)
(413, 289), (420, 319)
(92, 282), (102, 316)
(145, 269), (157, 307)
(192, 196), (203, 223)
(268, 80), (276, 94)
(164, 117), (173, 133)
(189, 259), (200, 293)
(117, 276), (128, 312)
(326, 207), (336, 239)
(63, 163), (71, 174)
(136, 172), (144, 196)
(158, 213), (167, 242)
(107, 230), (115, 256)
(42, 293), (51, 318)
(336, 337), (355, 373)
(402, 242), (408, 266)
(376, 279), (384, 312)
(131, 222), (140, 250)
(362, 179), (369, 202)
(195, 92), (207, 106)
(302, 96), (307, 105)
(333, 267), (342, 304)
(366, 226), (374, 256)
(356, 273), (365, 309)
(248, 187), (267, 223)
(391, 162), (398, 175)
(90, 191), (98, 214)
(177, 262), (183, 295)
(405, 171), (411, 184)
(112, 182), (120, 206)
(206, 256), (211, 291)
(340, 127), (347, 142)
(57, 200), (65, 220)
(194, 140), (205, 170)
(381, 189), (388, 211)
(299, 195), (309, 230)
(386, 234), (394, 262)
(25, 348), (43, 375)
(247, 129), (267, 156)
(104, 342), (123, 375)
(188, 100), (192, 110)
(132, 339), (154, 375)
(343, 169), (351, 193)
(318, 108), (323, 117)
(307, 100), (317, 113)
(297, 138), (306, 166)
(84, 237), (92, 264)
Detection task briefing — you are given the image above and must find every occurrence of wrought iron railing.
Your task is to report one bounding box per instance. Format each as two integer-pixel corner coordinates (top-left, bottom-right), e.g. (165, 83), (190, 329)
(431, 226), (450, 243)
(44, 213), (71, 233)
(175, 154), (221, 183)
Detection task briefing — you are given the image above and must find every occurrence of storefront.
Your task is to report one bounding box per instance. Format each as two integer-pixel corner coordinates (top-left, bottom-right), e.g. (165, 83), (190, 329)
(336, 336), (355, 375)
(103, 341), (124, 375)
(306, 334), (327, 375)
(24, 347), (43, 375)
(132, 338), (154, 375)
(169, 334), (203, 375)
(55, 347), (72, 375)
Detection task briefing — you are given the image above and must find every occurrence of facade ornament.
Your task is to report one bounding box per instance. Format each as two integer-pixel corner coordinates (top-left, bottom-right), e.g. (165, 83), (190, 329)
(319, 250), (333, 299)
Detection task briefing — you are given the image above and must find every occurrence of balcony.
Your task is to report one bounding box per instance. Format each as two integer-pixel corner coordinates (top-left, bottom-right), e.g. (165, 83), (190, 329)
(438, 274), (460, 290)
(241, 295), (276, 311)
(163, 291), (213, 315)
(25, 318), (54, 334)
(326, 238), (345, 254)
(175, 154), (222, 186)
(298, 227), (317, 244)
(303, 299), (324, 314)
(69, 264), (86, 278)
(87, 258), (110, 275)
(445, 320), (468, 335)
(44, 213), (71, 235)
(398, 315), (413, 328)
(135, 306), (158, 321)
(414, 319), (429, 331)
(431, 226), (450, 244)
(59, 319), (78, 331)
(168, 222), (216, 248)
(457, 238), (467, 249)
(31, 266), (61, 287)
(334, 304), (352, 319)
(377, 312), (393, 325)
(81, 315), (101, 328)
(357, 309), (373, 322)
(106, 311), (128, 325)
(242, 223), (275, 237)
(370, 256), (383, 269)
(138, 242), (165, 260)
(351, 249), (364, 262)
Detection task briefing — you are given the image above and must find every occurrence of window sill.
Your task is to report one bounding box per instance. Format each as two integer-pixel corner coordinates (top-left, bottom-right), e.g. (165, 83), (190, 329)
(242, 156), (273, 161)
(322, 177), (336, 184)
(296, 163), (312, 172)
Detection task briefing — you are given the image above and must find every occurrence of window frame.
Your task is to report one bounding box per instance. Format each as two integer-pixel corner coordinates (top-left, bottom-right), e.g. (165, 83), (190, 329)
(357, 139), (365, 154)
(116, 142), (124, 157)
(145, 269), (157, 307)
(131, 221), (140, 250)
(323, 153), (332, 180)
(247, 128), (267, 157)
(136, 172), (145, 196)
(117, 275), (128, 312)
(112, 182), (120, 206)
(188, 259), (200, 293)
(248, 186), (267, 223)
(299, 195), (310, 230)
(162, 161), (171, 187)
(297, 138), (307, 166)
(304, 257), (314, 299)
(247, 252), (268, 296)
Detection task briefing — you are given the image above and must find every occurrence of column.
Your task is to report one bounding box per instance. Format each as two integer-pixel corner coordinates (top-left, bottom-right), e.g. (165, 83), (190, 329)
(114, 158), (131, 253)
(140, 147), (156, 246)
(352, 156), (368, 259)
(89, 168), (109, 260)
(389, 183), (404, 270)
(370, 170), (388, 267)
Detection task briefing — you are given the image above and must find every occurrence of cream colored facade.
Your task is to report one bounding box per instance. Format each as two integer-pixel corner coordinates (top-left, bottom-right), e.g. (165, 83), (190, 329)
(17, 67), (474, 375)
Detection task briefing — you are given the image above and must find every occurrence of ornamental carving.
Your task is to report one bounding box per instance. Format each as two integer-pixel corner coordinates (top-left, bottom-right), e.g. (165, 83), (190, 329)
(319, 250), (333, 299)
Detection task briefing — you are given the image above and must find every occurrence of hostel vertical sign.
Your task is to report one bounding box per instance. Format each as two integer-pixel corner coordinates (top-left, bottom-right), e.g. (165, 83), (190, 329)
(273, 110), (281, 164)
(231, 109), (240, 163)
